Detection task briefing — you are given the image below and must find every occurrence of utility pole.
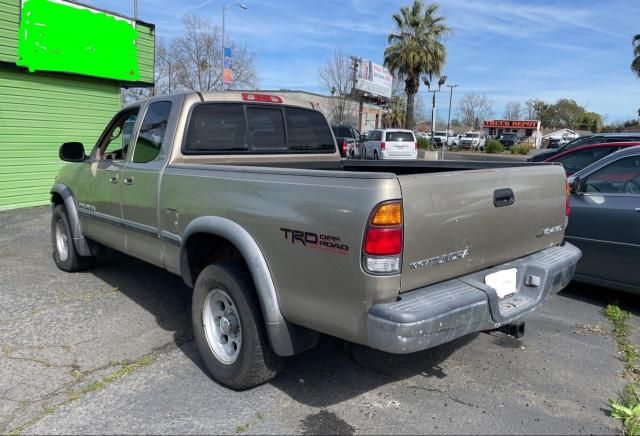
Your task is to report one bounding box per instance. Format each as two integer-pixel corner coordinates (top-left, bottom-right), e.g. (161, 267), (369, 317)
(221, 3), (248, 91)
(349, 56), (362, 131)
(133, 0), (138, 20)
(445, 84), (458, 155)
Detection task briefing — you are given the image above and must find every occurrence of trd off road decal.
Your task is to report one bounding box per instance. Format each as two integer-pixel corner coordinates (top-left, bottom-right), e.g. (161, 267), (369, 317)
(280, 228), (349, 255)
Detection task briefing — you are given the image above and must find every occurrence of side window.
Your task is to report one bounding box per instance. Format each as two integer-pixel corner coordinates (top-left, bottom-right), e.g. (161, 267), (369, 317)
(132, 101), (172, 163)
(583, 156), (640, 194)
(184, 104), (247, 152)
(96, 109), (139, 161)
(554, 147), (612, 174)
(246, 106), (286, 150)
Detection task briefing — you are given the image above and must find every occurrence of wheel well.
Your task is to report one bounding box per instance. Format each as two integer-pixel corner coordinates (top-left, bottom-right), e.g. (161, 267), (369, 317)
(51, 192), (63, 206)
(185, 233), (245, 284)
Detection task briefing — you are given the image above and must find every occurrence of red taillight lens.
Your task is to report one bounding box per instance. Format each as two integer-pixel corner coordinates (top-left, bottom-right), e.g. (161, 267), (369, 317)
(241, 93), (283, 103)
(413, 142), (417, 151)
(364, 227), (403, 255)
(566, 181), (571, 216)
(380, 141), (386, 150)
(342, 140), (348, 154)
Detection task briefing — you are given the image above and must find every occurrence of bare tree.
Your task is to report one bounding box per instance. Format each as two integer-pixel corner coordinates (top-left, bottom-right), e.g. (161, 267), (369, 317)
(503, 101), (523, 120)
(525, 99), (540, 120)
(458, 93), (493, 129)
(171, 15), (257, 92)
(318, 49), (357, 125)
(122, 16), (257, 104)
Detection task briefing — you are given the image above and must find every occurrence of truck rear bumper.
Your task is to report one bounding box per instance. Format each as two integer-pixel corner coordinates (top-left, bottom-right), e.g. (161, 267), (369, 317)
(367, 243), (581, 354)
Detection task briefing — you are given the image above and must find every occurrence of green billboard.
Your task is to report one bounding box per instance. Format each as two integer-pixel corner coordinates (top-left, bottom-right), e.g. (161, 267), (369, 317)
(16, 0), (139, 82)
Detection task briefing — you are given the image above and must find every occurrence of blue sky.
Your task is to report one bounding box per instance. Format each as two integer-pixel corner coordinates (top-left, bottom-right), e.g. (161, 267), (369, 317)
(86, 0), (640, 122)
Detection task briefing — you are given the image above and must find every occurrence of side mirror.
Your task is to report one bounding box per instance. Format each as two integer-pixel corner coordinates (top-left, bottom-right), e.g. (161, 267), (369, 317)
(59, 142), (86, 162)
(570, 176), (582, 194)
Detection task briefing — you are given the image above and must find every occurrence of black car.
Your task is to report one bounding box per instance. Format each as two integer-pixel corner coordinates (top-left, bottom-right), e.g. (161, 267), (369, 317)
(498, 133), (519, 148)
(331, 124), (361, 158)
(528, 132), (640, 162)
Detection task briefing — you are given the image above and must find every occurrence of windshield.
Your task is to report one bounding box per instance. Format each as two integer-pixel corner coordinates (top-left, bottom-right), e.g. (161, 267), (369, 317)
(386, 131), (415, 141)
(502, 133), (517, 139)
(465, 133), (480, 137)
(434, 131), (447, 136)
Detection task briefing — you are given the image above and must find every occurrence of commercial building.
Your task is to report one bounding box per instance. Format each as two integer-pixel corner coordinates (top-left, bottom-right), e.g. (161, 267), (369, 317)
(0, 0), (155, 210)
(483, 119), (542, 148)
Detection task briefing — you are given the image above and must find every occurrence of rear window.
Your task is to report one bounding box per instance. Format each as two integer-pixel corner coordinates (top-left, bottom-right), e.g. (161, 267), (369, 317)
(386, 131), (415, 142)
(184, 103), (334, 154)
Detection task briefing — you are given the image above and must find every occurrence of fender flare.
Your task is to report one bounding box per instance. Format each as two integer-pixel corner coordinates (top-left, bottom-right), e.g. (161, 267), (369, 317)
(180, 216), (318, 356)
(50, 184), (92, 257)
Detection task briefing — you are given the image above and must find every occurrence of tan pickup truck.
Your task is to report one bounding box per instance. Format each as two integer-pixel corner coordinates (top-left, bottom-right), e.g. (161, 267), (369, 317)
(50, 92), (581, 389)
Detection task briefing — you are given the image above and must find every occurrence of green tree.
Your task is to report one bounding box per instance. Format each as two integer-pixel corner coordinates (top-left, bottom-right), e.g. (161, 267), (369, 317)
(383, 96), (406, 128)
(632, 34), (640, 78)
(384, 0), (450, 130)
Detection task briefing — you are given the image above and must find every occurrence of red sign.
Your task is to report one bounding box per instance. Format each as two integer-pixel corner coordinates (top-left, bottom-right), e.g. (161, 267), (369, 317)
(484, 120), (539, 129)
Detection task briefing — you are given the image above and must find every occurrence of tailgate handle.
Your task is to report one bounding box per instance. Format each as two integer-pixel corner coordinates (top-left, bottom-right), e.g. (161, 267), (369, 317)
(494, 188), (515, 207)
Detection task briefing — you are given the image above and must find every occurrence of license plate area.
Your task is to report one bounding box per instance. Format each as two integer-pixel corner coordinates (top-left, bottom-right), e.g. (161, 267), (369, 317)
(485, 268), (517, 299)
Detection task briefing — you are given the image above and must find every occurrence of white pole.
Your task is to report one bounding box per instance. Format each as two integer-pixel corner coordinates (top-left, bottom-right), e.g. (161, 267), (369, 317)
(221, 5), (225, 91)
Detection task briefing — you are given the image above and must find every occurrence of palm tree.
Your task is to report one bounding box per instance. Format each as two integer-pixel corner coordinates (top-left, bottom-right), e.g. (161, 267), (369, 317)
(384, 1), (450, 130)
(633, 34), (640, 79)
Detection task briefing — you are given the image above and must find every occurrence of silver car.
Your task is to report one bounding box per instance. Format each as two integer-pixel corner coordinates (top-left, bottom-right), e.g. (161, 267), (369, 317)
(566, 145), (640, 293)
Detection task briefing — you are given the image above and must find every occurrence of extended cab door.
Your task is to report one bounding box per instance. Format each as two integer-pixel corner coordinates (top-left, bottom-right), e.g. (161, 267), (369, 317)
(76, 107), (140, 252)
(121, 100), (177, 267)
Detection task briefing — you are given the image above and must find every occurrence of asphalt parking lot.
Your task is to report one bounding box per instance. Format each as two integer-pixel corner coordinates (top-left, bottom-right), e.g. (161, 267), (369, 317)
(1, 206), (638, 435)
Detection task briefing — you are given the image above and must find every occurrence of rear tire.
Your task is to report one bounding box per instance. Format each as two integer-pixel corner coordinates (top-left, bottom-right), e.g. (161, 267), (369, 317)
(51, 204), (95, 272)
(192, 261), (284, 390)
(374, 150), (379, 160)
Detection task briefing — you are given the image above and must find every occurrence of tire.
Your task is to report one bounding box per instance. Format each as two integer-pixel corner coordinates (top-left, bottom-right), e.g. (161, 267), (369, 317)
(51, 204), (95, 272)
(374, 150), (379, 160)
(192, 261), (284, 390)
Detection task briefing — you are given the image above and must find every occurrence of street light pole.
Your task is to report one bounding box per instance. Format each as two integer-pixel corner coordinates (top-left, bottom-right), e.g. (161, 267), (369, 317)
(445, 84), (458, 156)
(221, 3), (248, 91)
(423, 75), (447, 159)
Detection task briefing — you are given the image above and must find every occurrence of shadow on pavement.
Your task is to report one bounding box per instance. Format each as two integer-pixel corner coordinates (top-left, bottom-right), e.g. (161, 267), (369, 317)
(559, 281), (640, 315)
(269, 333), (476, 407)
(86, 249), (479, 405)
(87, 250), (197, 361)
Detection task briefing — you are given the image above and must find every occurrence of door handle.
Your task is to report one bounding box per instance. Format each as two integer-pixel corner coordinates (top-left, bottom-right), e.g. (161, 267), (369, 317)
(123, 177), (134, 185)
(109, 175), (118, 184)
(494, 188), (515, 207)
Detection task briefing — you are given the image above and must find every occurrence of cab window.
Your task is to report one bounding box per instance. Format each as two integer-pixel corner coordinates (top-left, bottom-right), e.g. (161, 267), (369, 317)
(95, 109), (139, 161)
(132, 102), (172, 163)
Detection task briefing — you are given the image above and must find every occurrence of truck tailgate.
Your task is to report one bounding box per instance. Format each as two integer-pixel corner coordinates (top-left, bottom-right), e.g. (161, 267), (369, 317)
(399, 164), (567, 292)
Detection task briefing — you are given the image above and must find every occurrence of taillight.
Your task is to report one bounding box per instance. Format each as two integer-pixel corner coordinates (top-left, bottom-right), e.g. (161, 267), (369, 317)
(363, 201), (403, 274)
(241, 93), (283, 103)
(380, 141), (386, 150)
(413, 142), (417, 151)
(342, 140), (348, 155)
(565, 181), (571, 217)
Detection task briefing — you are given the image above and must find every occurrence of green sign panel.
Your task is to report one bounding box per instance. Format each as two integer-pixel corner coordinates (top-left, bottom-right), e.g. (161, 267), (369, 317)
(17, 0), (139, 82)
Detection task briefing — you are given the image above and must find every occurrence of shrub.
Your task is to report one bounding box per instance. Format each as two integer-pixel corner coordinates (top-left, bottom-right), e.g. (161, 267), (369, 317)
(485, 139), (504, 154)
(510, 144), (530, 155)
(416, 136), (432, 150)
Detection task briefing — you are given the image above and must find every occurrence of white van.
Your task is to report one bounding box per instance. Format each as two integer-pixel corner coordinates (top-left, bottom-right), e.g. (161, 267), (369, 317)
(362, 129), (418, 160)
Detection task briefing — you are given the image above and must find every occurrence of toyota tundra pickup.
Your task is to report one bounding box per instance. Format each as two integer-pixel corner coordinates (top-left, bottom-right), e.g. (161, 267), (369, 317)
(50, 92), (581, 389)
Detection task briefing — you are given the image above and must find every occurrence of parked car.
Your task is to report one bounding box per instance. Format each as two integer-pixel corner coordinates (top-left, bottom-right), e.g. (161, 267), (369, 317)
(498, 133), (520, 149)
(565, 146), (640, 293)
(529, 132), (640, 162)
(331, 124), (361, 159)
(431, 130), (457, 148)
(459, 132), (486, 151)
(50, 91), (580, 389)
(362, 129), (418, 160)
(544, 142), (640, 175)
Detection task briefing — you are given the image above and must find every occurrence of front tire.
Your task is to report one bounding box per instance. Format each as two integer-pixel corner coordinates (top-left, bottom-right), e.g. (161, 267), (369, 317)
(51, 204), (95, 272)
(192, 261), (284, 390)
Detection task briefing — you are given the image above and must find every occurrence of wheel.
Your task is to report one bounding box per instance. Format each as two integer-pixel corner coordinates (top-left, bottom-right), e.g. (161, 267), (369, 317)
(192, 261), (284, 390)
(374, 150), (379, 160)
(51, 204), (95, 272)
